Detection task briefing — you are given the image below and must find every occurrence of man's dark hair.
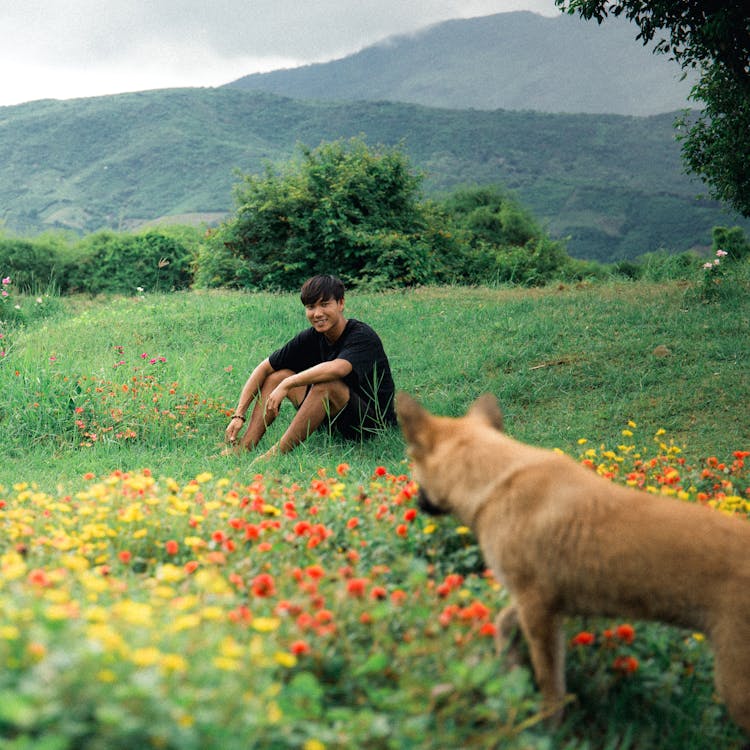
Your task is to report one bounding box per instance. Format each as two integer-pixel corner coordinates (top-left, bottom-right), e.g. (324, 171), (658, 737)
(300, 275), (345, 305)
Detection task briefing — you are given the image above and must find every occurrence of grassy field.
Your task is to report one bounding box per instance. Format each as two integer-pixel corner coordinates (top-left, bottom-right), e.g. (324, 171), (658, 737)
(0, 280), (748, 748)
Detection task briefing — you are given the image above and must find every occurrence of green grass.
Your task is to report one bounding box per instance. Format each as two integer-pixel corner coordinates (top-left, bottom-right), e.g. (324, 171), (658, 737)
(0, 280), (748, 749)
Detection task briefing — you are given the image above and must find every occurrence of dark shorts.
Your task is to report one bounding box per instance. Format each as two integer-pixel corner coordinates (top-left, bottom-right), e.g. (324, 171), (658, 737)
(300, 387), (395, 440)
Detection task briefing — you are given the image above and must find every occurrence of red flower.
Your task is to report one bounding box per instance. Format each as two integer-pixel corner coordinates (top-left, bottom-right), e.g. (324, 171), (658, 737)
(613, 655), (639, 674)
(251, 573), (276, 597)
(346, 578), (368, 597)
(571, 631), (595, 647)
(615, 623), (636, 644)
(290, 640), (311, 655)
(165, 540), (179, 555)
(118, 550), (132, 564)
(403, 508), (417, 522)
(479, 622), (498, 637)
(347, 517), (360, 530)
(396, 524), (408, 537)
(374, 466), (387, 477)
(28, 569), (51, 587)
(370, 585), (387, 600)
(305, 564), (325, 580)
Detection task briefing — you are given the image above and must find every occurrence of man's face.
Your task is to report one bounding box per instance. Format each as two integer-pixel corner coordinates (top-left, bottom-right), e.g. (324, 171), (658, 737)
(304, 296), (345, 339)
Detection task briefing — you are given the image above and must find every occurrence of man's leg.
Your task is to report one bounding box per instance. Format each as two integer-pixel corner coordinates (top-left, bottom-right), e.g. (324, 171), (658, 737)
(265, 380), (350, 457)
(240, 369), (305, 450)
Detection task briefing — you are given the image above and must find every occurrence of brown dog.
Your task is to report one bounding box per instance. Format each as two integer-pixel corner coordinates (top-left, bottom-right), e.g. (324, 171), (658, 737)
(396, 391), (750, 733)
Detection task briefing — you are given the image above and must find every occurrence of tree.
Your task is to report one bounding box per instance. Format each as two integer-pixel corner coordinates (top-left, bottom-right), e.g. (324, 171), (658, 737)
(555, 0), (750, 217)
(206, 138), (445, 290)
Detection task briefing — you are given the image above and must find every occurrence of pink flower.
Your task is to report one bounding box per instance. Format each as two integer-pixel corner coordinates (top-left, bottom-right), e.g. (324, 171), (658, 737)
(2, 277), (10, 285)
(716, 249), (728, 257)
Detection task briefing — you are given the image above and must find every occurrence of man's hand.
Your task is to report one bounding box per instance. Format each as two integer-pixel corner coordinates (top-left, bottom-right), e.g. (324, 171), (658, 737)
(225, 415), (245, 445)
(265, 381), (291, 419)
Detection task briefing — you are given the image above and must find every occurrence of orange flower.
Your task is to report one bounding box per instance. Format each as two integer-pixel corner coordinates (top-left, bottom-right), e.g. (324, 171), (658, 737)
(165, 540), (179, 555)
(290, 640), (311, 655)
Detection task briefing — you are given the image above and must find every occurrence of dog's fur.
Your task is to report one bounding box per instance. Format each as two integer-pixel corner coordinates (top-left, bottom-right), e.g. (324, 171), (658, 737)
(396, 391), (750, 733)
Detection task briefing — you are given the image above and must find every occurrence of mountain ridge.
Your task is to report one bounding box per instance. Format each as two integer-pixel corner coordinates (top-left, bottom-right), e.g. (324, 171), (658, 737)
(226, 11), (696, 116)
(2, 87), (745, 262)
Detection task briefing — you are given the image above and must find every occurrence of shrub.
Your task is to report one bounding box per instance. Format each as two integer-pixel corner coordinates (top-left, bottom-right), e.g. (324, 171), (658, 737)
(204, 138), (432, 291)
(712, 225), (750, 261)
(0, 236), (69, 293)
(67, 231), (194, 294)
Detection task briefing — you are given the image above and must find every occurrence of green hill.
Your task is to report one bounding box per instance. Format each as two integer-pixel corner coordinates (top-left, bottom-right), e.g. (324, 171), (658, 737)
(1, 88), (746, 261)
(227, 11), (696, 116)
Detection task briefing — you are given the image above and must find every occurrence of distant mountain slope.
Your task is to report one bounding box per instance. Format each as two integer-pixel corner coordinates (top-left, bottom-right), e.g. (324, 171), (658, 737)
(226, 11), (695, 116)
(1, 88), (745, 261)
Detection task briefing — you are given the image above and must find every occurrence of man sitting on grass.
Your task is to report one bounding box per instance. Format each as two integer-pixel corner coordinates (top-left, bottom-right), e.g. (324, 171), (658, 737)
(225, 274), (397, 460)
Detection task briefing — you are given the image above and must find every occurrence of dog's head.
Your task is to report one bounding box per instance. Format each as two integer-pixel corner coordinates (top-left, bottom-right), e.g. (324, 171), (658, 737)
(396, 391), (504, 519)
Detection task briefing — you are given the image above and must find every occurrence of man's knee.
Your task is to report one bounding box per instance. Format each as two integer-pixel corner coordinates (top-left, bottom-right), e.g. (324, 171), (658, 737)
(307, 380), (350, 412)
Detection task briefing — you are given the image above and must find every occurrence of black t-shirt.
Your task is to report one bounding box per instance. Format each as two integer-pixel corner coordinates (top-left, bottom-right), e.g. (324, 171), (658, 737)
(268, 319), (396, 425)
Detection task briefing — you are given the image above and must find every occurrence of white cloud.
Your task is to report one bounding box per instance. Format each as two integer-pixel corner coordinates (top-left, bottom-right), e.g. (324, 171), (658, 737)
(0, 0), (560, 106)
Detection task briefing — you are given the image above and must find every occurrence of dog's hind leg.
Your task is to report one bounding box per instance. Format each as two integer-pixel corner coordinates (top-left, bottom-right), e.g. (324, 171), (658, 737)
(494, 604), (525, 668)
(713, 634), (750, 736)
(515, 596), (566, 722)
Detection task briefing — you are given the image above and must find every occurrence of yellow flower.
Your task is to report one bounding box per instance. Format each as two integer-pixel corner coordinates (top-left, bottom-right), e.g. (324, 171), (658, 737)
(195, 472), (213, 484)
(112, 600), (152, 626)
(267, 701), (283, 723)
(212, 656), (241, 671)
(160, 653), (188, 673)
(274, 651), (297, 668)
(304, 741), (326, 750)
(252, 617), (280, 633)
(422, 524), (436, 535)
(97, 669), (117, 683)
(156, 564), (184, 583)
(131, 647), (161, 667)
(455, 526), (470, 535)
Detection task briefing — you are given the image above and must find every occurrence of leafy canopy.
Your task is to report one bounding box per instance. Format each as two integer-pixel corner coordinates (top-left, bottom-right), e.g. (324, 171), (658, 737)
(206, 137), (439, 290)
(556, 0), (750, 217)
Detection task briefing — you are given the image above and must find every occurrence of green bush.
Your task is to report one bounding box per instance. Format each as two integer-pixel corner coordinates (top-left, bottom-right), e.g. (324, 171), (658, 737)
(0, 236), (69, 293)
(712, 225), (750, 260)
(67, 230), (194, 294)
(201, 137), (431, 291)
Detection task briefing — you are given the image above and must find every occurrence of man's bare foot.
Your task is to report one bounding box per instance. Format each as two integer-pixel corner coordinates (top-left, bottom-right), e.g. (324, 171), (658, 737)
(250, 443), (279, 466)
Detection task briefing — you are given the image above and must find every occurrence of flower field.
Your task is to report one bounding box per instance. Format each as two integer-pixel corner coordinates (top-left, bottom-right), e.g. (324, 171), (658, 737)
(1, 429), (748, 749)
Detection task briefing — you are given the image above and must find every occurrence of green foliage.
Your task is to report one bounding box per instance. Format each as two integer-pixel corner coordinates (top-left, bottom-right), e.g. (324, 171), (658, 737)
(2, 88), (749, 261)
(67, 230), (194, 294)
(0, 236), (69, 293)
(206, 138), (448, 290)
(712, 224), (750, 261)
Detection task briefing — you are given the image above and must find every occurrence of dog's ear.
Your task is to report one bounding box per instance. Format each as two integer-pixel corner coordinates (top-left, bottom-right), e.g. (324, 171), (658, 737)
(467, 393), (504, 432)
(395, 391), (435, 453)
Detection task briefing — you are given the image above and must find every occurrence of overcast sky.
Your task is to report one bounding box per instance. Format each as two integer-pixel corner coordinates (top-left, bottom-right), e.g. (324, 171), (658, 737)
(1, 0), (560, 107)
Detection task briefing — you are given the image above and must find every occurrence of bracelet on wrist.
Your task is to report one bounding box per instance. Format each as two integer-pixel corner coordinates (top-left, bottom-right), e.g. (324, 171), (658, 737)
(231, 414), (246, 422)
